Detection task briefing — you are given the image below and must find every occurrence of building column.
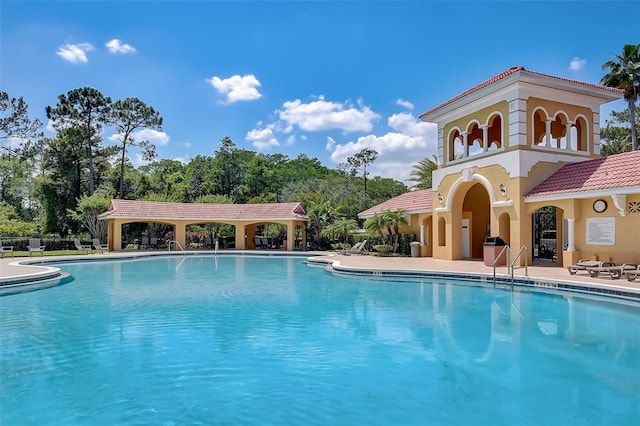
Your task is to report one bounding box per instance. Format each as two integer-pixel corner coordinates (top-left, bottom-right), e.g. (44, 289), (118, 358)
(420, 224), (425, 245)
(566, 218), (575, 251)
(565, 123), (573, 150)
(481, 125), (489, 152)
(545, 119), (552, 147)
(462, 131), (469, 157)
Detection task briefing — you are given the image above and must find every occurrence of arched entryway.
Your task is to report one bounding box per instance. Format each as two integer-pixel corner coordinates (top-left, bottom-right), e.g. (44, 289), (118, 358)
(459, 183), (491, 259)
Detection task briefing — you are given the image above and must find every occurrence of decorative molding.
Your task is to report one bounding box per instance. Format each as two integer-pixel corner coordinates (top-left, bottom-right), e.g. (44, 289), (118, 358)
(611, 194), (627, 216)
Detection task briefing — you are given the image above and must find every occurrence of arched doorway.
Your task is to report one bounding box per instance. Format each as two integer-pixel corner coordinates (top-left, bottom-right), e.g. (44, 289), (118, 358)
(460, 183), (491, 259)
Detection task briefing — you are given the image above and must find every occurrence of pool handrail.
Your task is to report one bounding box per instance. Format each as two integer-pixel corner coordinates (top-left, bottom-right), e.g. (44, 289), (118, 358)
(167, 240), (185, 254)
(510, 245), (529, 286)
(493, 245), (510, 287)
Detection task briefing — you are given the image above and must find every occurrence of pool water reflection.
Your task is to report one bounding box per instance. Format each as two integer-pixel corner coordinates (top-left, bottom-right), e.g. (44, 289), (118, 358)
(1, 256), (639, 425)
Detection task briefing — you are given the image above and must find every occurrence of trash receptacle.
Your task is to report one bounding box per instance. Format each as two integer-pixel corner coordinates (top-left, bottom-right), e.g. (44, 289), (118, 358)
(483, 236), (507, 266)
(410, 241), (421, 258)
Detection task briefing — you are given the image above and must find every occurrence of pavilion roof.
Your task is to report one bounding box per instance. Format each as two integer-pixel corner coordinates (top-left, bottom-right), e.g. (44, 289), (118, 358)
(98, 199), (308, 222)
(358, 189), (433, 218)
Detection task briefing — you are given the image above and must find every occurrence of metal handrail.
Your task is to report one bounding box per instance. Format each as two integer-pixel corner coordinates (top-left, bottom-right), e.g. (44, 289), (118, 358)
(167, 240), (185, 253)
(492, 245), (510, 287)
(510, 245), (528, 286)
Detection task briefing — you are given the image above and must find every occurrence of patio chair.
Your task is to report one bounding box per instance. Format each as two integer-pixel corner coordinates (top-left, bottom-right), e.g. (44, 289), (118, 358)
(73, 238), (92, 255)
(0, 240), (14, 258)
(150, 237), (159, 249)
(624, 265), (640, 282)
(28, 238), (46, 257)
(567, 259), (608, 275)
(341, 240), (368, 256)
(92, 238), (108, 254)
(140, 236), (149, 249)
(588, 263), (637, 280)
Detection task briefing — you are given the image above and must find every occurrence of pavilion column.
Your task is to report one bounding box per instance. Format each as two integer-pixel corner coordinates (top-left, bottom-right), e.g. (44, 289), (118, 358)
(420, 224), (425, 245)
(566, 218), (575, 251)
(565, 123), (573, 150)
(112, 220), (122, 250)
(462, 131), (469, 157)
(545, 119), (552, 147)
(286, 222), (295, 251)
(481, 125), (489, 152)
(174, 223), (187, 250)
(235, 225), (246, 250)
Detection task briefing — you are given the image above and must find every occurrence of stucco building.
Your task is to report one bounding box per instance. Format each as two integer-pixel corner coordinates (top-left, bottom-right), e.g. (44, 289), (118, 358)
(360, 66), (640, 267)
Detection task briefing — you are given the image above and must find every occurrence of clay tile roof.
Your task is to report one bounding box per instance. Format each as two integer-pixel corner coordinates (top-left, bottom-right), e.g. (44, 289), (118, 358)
(419, 66), (623, 119)
(526, 150), (640, 198)
(358, 189), (433, 218)
(98, 199), (307, 221)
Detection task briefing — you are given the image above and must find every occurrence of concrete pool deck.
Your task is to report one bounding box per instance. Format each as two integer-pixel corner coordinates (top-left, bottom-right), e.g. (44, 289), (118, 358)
(1, 250), (639, 300)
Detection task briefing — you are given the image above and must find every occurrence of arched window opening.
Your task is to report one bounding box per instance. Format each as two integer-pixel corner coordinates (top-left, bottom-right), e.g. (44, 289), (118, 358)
(487, 114), (502, 150)
(533, 109), (547, 145)
(574, 116), (588, 151)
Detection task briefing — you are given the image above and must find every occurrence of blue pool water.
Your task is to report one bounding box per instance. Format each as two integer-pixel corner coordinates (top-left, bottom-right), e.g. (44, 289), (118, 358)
(1, 255), (639, 425)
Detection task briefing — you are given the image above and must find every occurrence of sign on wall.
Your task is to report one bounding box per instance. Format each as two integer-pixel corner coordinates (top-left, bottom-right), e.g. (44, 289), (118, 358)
(586, 217), (615, 245)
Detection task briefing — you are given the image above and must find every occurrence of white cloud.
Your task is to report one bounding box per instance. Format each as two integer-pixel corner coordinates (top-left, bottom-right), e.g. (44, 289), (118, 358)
(134, 128), (170, 146)
(56, 42), (94, 63)
(183, 142), (192, 148)
(109, 129), (170, 146)
(246, 127), (280, 150)
(396, 99), (414, 110)
(569, 57), (586, 71)
(207, 74), (262, 103)
(173, 155), (191, 164)
(285, 134), (296, 146)
(278, 96), (380, 133)
(329, 113), (437, 182)
(105, 39), (136, 54)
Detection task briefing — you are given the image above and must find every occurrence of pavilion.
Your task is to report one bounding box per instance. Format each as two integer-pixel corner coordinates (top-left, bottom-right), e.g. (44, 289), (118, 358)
(98, 199), (308, 251)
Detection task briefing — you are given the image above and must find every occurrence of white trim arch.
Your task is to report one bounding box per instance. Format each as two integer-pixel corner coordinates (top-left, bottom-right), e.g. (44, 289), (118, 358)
(435, 170), (513, 212)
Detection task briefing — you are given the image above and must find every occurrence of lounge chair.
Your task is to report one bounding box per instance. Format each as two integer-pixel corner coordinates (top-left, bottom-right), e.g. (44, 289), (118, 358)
(28, 238), (46, 257)
(0, 240), (14, 258)
(588, 263), (637, 280)
(624, 265), (640, 282)
(150, 237), (159, 249)
(73, 238), (92, 254)
(92, 238), (108, 254)
(341, 240), (368, 255)
(567, 259), (608, 275)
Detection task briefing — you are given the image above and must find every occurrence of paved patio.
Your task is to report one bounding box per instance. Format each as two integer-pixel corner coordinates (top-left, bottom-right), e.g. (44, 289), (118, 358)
(1, 251), (638, 299)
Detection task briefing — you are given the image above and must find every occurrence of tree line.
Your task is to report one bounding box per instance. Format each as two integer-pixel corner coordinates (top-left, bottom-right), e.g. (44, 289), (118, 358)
(0, 88), (405, 244)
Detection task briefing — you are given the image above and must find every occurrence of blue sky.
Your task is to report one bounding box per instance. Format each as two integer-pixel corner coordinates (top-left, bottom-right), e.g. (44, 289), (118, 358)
(2, 1), (638, 183)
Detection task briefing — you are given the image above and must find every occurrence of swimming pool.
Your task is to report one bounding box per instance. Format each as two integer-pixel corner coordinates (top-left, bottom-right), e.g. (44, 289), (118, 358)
(1, 255), (639, 425)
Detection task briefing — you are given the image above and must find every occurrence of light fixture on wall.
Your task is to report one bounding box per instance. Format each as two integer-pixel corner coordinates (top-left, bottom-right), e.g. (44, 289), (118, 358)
(438, 193), (444, 204)
(499, 184), (507, 198)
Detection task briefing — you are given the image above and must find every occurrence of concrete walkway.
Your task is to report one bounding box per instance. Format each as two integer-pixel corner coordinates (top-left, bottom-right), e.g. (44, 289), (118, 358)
(1, 251), (639, 299)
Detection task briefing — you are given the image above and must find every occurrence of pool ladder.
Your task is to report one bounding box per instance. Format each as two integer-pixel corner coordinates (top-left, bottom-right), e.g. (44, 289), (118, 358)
(167, 240), (185, 254)
(492, 245), (528, 287)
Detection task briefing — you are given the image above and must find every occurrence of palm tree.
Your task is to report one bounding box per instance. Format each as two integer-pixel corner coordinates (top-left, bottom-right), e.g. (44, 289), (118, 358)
(385, 209), (408, 252)
(408, 155), (439, 189)
(601, 44), (640, 151)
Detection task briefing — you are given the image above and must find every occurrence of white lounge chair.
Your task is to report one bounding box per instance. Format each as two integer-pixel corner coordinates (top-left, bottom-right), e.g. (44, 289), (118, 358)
(92, 238), (108, 254)
(73, 238), (92, 254)
(0, 240), (14, 258)
(28, 238), (46, 257)
(624, 265), (640, 282)
(341, 240), (368, 255)
(587, 263), (637, 279)
(567, 259), (608, 275)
